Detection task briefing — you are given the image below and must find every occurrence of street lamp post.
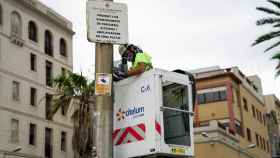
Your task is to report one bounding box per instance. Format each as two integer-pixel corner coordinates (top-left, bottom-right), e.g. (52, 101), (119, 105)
(3, 146), (22, 158)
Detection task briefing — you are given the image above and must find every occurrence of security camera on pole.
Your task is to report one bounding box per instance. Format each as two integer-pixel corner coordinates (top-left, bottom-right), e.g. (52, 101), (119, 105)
(86, 0), (128, 158)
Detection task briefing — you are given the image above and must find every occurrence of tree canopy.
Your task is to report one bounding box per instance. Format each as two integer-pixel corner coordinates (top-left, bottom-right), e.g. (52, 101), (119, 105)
(253, 0), (280, 76)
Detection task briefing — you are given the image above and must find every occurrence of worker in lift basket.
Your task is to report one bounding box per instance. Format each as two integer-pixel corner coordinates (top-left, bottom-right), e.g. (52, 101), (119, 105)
(118, 44), (153, 77)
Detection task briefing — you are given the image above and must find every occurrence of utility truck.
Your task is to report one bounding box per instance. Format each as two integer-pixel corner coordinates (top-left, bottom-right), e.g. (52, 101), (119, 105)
(113, 69), (196, 158)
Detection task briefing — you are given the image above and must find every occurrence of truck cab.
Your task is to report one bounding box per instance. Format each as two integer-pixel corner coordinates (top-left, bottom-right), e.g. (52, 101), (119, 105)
(113, 69), (195, 158)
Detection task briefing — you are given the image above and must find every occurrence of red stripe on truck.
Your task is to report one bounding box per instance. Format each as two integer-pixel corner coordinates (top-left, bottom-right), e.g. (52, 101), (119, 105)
(113, 123), (146, 146)
(155, 121), (161, 135)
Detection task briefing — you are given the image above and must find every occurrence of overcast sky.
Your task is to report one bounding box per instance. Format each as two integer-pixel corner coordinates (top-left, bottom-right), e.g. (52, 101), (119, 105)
(40, 0), (280, 98)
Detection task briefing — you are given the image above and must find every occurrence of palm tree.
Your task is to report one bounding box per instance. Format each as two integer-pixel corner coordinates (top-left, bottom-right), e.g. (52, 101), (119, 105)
(49, 72), (95, 158)
(253, 0), (280, 76)
(272, 53), (280, 76)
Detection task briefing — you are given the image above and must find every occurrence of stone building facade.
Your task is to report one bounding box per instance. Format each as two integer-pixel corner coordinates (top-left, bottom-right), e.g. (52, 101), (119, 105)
(0, 0), (74, 158)
(193, 67), (271, 158)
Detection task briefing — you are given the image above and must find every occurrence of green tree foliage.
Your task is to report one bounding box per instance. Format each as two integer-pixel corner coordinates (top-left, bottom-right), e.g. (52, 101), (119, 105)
(253, 0), (280, 76)
(50, 72), (95, 158)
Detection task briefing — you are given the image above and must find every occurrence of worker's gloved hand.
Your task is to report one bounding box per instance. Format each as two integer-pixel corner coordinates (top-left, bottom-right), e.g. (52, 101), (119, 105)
(118, 71), (127, 78)
(113, 67), (127, 81)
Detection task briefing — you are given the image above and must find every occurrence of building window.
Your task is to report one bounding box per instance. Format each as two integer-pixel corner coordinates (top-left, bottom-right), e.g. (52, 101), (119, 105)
(263, 114), (266, 126)
(260, 136), (264, 149)
(11, 119), (19, 143)
(61, 105), (66, 116)
(255, 133), (259, 147)
(263, 138), (266, 151)
(262, 138), (266, 150)
(259, 111), (263, 123)
(197, 90), (227, 104)
(197, 94), (205, 104)
(61, 67), (66, 76)
(30, 53), (37, 71)
(60, 38), (67, 57)
(255, 109), (263, 123)
(243, 98), (248, 111)
(256, 109), (259, 121)
(45, 30), (53, 56)
(45, 94), (52, 120)
(30, 87), (37, 106)
(213, 91), (222, 102)
(46, 61), (53, 87)
(267, 141), (270, 152)
(29, 123), (36, 145)
(205, 92), (214, 103)
(246, 128), (252, 142)
(61, 131), (66, 152)
(11, 11), (22, 37)
(220, 90), (227, 100)
(252, 105), (256, 118)
(28, 21), (37, 42)
(45, 128), (53, 158)
(235, 121), (243, 136)
(0, 4), (2, 25)
(12, 81), (20, 101)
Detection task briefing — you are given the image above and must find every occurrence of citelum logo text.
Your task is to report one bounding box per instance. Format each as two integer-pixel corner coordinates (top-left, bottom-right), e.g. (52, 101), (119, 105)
(116, 106), (144, 121)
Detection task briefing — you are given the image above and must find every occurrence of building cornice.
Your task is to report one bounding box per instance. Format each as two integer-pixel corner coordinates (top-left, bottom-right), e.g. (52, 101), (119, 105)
(0, 30), (73, 70)
(0, 150), (45, 158)
(7, 0), (75, 35)
(0, 105), (73, 129)
(196, 71), (265, 106)
(195, 72), (242, 84)
(194, 124), (265, 158)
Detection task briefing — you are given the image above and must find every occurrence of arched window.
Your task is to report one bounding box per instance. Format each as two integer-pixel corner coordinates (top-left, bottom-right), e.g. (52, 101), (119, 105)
(45, 30), (53, 56)
(11, 11), (22, 37)
(28, 21), (37, 42)
(60, 38), (67, 57)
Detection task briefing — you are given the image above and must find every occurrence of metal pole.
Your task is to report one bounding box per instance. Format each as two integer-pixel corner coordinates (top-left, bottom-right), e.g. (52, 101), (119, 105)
(95, 42), (114, 158)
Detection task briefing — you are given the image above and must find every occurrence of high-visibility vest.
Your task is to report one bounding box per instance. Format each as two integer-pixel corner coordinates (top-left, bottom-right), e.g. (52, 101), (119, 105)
(132, 52), (153, 71)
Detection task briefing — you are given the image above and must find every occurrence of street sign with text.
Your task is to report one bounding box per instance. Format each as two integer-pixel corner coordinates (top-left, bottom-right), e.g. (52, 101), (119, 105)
(87, 1), (128, 44)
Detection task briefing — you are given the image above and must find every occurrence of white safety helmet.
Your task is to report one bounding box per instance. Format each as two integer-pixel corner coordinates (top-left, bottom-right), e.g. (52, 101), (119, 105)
(118, 44), (128, 56)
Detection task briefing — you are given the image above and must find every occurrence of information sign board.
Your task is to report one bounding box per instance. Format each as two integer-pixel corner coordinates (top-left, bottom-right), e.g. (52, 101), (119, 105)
(95, 73), (112, 96)
(87, 1), (128, 44)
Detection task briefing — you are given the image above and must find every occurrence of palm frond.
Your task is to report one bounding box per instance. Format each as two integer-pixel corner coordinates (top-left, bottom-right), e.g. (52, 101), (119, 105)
(268, 0), (280, 10)
(273, 23), (280, 27)
(257, 17), (280, 25)
(276, 69), (280, 77)
(51, 72), (96, 158)
(264, 41), (280, 52)
(48, 95), (72, 119)
(272, 55), (280, 77)
(272, 53), (280, 59)
(252, 31), (280, 46)
(257, 7), (280, 16)
(276, 62), (280, 70)
(85, 81), (95, 96)
(255, 1), (280, 77)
